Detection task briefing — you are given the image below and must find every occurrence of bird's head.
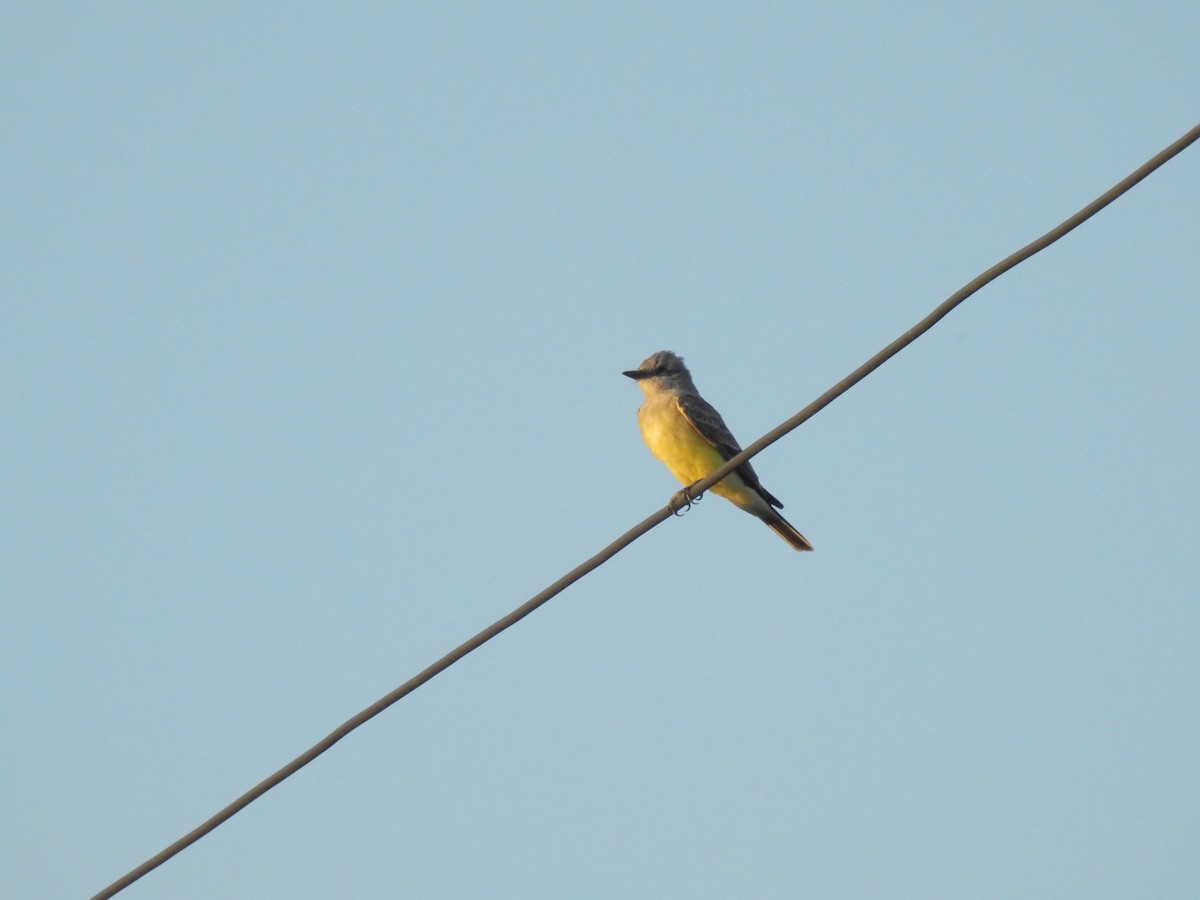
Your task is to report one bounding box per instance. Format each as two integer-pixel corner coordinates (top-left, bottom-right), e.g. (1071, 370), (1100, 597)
(623, 350), (695, 394)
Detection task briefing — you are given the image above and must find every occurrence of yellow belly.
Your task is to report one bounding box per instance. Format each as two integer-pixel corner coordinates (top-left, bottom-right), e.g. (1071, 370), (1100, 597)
(637, 401), (757, 509)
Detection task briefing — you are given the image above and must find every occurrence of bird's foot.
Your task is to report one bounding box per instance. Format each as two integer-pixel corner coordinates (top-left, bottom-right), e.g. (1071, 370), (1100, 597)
(668, 485), (704, 517)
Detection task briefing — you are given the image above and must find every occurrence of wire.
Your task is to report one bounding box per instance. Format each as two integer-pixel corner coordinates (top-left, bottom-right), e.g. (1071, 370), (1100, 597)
(90, 121), (1200, 899)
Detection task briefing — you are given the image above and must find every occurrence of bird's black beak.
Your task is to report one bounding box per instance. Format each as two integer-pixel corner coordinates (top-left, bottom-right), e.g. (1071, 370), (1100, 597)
(622, 369), (645, 380)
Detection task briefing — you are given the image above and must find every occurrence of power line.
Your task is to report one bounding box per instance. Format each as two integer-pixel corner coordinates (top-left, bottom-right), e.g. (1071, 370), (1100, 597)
(91, 121), (1200, 899)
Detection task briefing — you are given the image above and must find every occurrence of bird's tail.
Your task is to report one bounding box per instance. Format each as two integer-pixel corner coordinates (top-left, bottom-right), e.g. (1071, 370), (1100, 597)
(760, 509), (813, 552)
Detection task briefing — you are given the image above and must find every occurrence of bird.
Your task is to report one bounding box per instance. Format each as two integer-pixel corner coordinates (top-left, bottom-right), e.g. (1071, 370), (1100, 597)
(623, 350), (812, 551)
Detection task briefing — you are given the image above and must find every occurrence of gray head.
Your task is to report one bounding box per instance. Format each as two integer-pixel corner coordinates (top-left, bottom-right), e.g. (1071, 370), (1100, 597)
(622, 350), (698, 394)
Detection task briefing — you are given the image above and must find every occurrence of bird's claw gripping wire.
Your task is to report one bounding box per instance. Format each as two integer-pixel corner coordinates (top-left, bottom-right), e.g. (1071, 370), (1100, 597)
(668, 485), (704, 517)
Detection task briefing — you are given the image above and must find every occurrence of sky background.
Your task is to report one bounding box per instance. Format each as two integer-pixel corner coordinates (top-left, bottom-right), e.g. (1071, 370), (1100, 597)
(4, 3), (1198, 898)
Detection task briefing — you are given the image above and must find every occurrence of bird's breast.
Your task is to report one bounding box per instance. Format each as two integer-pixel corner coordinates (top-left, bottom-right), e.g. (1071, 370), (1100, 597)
(637, 398), (729, 485)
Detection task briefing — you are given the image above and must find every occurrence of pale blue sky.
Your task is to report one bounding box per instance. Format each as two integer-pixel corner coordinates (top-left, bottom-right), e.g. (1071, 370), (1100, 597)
(4, 3), (1198, 898)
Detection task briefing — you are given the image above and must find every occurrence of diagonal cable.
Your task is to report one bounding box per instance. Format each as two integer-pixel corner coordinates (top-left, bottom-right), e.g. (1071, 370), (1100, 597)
(91, 121), (1200, 900)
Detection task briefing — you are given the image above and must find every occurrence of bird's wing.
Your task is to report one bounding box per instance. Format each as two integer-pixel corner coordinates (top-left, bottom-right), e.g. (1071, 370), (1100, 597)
(675, 393), (783, 509)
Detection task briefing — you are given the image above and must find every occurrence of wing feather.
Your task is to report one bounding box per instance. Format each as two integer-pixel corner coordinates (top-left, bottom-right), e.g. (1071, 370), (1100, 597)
(675, 393), (783, 509)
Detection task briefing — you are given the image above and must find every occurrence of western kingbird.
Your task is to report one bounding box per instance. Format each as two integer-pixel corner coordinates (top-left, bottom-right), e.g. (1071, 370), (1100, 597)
(624, 350), (813, 551)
